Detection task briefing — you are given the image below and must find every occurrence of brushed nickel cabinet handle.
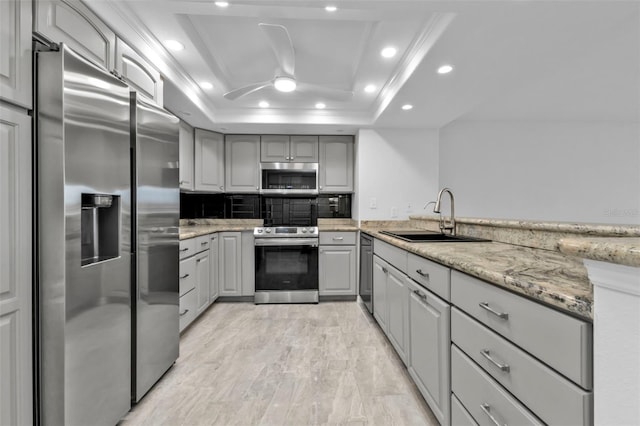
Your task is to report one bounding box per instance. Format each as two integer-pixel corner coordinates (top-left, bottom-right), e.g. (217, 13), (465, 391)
(413, 289), (427, 303)
(416, 269), (429, 279)
(480, 403), (505, 426)
(201, 241), (208, 245)
(481, 349), (510, 372)
(179, 309), (189, 316)
(479, 302), (509, 320)
(332, 237), (344, 241)
(180, 274), (190, 279)
(180, 248), (189, 252)
(382, 267), (388, 274)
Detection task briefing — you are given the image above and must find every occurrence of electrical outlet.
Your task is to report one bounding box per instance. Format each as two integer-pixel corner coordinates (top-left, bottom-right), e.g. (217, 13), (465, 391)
(391, 207), (398, 218)
(369, 198), (377, 209)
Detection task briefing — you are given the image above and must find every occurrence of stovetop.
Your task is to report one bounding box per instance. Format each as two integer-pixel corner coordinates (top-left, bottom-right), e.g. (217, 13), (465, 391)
(254, 226), (319, 238)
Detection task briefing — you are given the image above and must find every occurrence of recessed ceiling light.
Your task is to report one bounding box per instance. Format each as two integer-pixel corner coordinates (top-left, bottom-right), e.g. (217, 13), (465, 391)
(401, 104), (413, 111)
(315, 102), (326, 109)
(325, 5), (337, 12)
(273, 76), (296, 92)
(437, 64), (454, 74)
(364, 84), (376, 93)
(200, 82), (213, 90)
(259, 101), (269, 108)
(164, 40), (184, 51)
(215, 1), (229, 7)
(380, 47), (397, 58)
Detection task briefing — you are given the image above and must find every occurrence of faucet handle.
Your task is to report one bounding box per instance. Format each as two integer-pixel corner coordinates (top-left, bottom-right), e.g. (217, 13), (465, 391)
(423, 201), (436, 211)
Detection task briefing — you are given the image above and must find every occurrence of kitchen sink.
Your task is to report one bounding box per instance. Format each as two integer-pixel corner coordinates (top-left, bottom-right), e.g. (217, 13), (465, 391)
(379, 230), (491, 243)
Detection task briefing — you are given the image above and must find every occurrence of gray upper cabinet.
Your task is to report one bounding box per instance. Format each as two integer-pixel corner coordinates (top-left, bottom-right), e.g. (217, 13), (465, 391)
(0, 0), (32, 108)
(261, 135), (318, 163)
(0, 105), (33, 426)
(114, 38), (163, 105)
(319, 135), (354, 193)
(225, 135), (260, 193)
(179, 121), (194, 191)
(34, 0), (116, 71)
(195, 129), (225, 192)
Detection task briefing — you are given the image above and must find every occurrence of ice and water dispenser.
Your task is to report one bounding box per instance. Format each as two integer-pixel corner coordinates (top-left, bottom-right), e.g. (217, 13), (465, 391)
(81, 193), (120, 266)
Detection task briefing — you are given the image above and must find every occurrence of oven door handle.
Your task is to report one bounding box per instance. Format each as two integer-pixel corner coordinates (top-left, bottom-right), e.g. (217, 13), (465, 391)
(255, 238), (319, 247)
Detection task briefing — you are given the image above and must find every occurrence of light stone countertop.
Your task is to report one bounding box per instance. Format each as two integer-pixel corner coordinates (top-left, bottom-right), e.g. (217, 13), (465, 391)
(362, 226), (593, 320)
(558, 237), (640, 268)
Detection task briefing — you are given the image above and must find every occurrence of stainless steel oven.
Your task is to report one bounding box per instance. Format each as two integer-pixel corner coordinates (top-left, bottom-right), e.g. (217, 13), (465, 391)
(254, 226), (319, 304)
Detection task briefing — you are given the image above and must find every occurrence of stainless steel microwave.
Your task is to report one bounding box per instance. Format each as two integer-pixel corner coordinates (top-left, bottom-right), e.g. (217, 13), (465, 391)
(260, 162), (318, 195)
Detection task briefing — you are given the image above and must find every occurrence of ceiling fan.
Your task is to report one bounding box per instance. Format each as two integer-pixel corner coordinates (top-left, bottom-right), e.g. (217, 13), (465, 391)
(223, 23), (354, 102)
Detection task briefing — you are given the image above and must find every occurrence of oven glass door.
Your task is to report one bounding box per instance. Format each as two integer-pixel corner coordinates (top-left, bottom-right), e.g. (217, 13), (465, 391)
(255, 244), (319, 291)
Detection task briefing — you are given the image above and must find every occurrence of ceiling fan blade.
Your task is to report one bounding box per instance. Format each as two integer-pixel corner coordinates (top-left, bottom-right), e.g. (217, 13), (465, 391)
(223, 81), (272, 100)
(296, 82), (354, 101)
(259, 23), (295, 76)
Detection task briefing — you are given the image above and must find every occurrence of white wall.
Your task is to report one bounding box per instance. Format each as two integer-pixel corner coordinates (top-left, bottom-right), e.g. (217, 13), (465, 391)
(439, 121), (640, 224)
(356, 128), (439, 221)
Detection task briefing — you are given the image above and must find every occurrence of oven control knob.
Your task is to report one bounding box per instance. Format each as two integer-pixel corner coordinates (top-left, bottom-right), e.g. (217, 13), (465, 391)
(257, 229), (263, 234)
(265, 228), (272, 233)
(301, 228), (307, 233)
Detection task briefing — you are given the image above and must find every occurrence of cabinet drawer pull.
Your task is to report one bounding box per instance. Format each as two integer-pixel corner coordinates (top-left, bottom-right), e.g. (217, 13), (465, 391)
(382, 267), (388, 274)
(180, 248), (189, 252)
(179, 309), (189, 316)
(416, 269), (429, 279)
(413, 289), (427, 302)
(332, 237), (344, 241)
(479, 302), (509, 320)
(180, 274), (190, 279)
(480, 403), (505, 426)
(480, 349), (511, 372)
(201, 241), (208, 246)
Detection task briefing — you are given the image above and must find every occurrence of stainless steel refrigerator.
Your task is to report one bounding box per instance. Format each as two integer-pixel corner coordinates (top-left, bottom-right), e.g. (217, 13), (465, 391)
(37, 44), (179, 425)
(129, 92), (180, 403)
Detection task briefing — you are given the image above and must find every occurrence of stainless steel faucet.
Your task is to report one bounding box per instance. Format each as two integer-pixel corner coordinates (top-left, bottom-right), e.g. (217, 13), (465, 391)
(434, 188), (455, 235)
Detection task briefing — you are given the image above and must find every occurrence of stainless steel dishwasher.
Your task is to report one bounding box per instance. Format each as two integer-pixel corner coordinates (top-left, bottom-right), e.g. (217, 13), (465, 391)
(359, 233), (373, 313)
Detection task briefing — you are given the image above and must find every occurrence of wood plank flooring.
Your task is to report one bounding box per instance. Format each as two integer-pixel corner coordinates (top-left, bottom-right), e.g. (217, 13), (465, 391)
(120, 302), (438, 425)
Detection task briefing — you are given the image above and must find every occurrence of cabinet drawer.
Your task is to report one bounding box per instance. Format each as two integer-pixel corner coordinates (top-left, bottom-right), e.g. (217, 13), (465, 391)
(179, 238), (197, 260)
(452, 308), (592, 425)
(452, 394), (478, 426)
(195, 234), (211, 253)
(320, 231), (356, 245)
(179, 289), (197, 332)
(452, 345), (543, 426)
(374, 238), (407, 273)
(407, 253), (450, 301)
(179, 257), (196, 297)
(451, 270), (592, 389)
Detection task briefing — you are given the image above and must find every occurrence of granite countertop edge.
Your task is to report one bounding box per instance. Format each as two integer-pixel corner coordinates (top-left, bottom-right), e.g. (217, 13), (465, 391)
(558, 237), (640, 268)
(361, 227), (593, 321)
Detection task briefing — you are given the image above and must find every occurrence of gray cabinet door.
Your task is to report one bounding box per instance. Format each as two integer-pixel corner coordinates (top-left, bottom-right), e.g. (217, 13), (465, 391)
(408, 279), (451, 426)
(34, 0), (116, 70)
(195, 129), (224, 192)
(0, 106), (32, 426)
(386, 266), (409, 365)
(0, 0), (31, 108)
(290, 135), (318, 162)
(219, 232), (242, 296)
(241, 231), (255, 296)
(195, 250), (210, 315)
(209, 234), (219, 302)
(178, 121), (194, 191)
(319, 245), (356, 296)
(319, 135), (353, 193)
(373, 255), (388, 332)
(225, 135), (260, 192)
(260, 135), (289, 162)
(114, 38), (163, 105)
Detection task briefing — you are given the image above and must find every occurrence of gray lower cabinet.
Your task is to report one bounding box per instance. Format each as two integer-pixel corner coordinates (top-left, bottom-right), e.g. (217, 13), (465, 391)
(318, 135), (354, 193)
(219, 232), (242, 296)
(0, 105), (33, 426)
(209, 234), (219, 302)
(241, 231), (255, 296)
(373, 255), (389, 331)
(225, 135), (260, 193)
(319, 245), (356, 296)
(195, 249), (210, 315)
(407, 279), (450, 426)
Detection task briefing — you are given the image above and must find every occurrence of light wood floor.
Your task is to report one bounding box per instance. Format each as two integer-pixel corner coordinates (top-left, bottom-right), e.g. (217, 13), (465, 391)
(120, 302), (438, 425)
